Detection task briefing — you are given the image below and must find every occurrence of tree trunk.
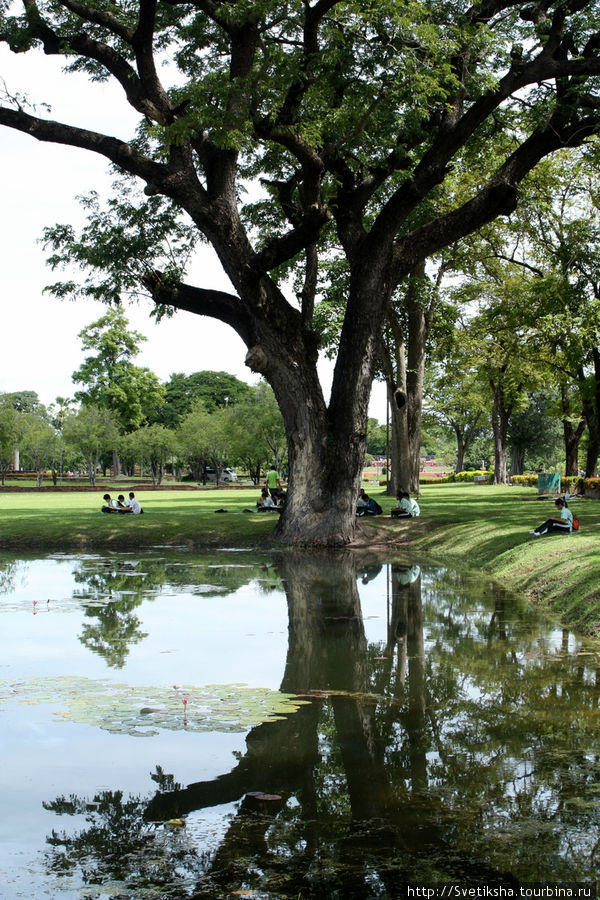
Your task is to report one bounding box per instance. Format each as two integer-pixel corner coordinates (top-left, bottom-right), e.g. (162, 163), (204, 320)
(509, 445), (524, 476)
(381, 265), (430, 497)
(583, 349), (600, 477)
(491, 381), (510, 484)
(250, 266), (393, 545)
(404, 270), (428, 494)
(455, 430), (466, 474)
(560, 382), (585, 476)
(388, 376), (410, 497)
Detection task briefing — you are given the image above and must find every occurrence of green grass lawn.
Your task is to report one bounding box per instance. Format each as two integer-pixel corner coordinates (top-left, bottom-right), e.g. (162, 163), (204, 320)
(0, 488), (278, 550)
(1, 481), (599, 633)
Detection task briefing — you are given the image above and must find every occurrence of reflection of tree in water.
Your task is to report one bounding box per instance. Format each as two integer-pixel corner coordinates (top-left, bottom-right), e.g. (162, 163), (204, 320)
(72, 555), (274, 668)
(43, 769), (207, 896)
(0, 554), (22, 595)
(42, 554), (600, 897)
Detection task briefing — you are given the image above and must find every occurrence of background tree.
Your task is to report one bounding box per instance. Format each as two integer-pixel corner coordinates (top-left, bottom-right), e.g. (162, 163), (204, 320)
(0, 390), (45, 415)
(5, 1), (600, 542)
(224, 382), (286, 483)
(366, 418), (387, 458)
(72, 307), (165, 473)
(425, 364), (488, 474)
(0, 405), (24, 485)
(132, 423), (176, 485)
(176, 403), (231, 485)
(507, 391), (563, 476)
(156, 371), (253, 429)
(19, 413), (58, 487)
(62, 404), (119, 486)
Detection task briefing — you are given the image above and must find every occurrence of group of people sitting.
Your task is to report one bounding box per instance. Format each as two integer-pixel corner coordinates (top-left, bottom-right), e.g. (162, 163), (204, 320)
(391, 491), (420, 518)
(101, 492), (143, 514)
(356, 488), (420, 518)
(257, 465), (287, 511)
(356, 489), (383, 516)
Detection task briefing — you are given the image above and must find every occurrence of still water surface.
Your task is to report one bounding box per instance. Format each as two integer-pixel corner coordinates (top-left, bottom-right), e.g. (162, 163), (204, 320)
(0, 550), (598, 898)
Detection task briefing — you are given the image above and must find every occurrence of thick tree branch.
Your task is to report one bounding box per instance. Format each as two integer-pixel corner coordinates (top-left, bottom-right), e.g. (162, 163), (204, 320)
(0, 105), (165, 182)
(372, 47), (600, 246)
(17, 0), (168, 123)
(392, 110), (600, 282)
(132, 0), (174, 123)
(252, 204), (331, 273)
(55, 0), (135, 42)
(143, 272), (254, 346)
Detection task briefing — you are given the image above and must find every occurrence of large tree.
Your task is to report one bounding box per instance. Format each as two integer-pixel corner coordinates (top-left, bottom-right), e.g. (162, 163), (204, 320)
(4, 1), (600, 542)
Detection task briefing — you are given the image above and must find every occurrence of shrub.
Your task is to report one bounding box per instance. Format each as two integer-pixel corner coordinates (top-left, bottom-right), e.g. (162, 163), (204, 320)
(454, 470), (491, 482)
(510, 474), (538, 487)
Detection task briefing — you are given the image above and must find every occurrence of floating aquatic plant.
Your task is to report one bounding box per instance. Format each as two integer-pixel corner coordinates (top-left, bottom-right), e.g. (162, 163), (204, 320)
(0, 676), (310, 737)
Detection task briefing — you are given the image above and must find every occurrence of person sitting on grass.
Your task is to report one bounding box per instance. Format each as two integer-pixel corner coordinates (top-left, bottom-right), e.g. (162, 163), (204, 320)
(530, 498), (573, 536)
(101, 493), (120, 513)
(257, 488), (279, 511)
(123, 491), (143, 514)
(357, 494), (381, 516)
(391, 491), (420, 518)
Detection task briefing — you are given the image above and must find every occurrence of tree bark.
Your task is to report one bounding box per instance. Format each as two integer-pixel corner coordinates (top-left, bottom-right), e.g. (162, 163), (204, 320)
(560, 382), (585, 476)
(381, 264), (431, 497)
(491, 380), (510, 484)
(455, 430), (466, 474)
(583, 348), (600, 477)
(509, 445), (524, 477)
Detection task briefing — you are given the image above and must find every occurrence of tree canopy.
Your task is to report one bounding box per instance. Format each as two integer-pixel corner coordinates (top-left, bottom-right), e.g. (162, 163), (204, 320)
(4, 0), (600, 540)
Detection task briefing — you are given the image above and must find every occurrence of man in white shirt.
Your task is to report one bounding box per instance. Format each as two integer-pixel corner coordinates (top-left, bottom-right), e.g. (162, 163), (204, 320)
(128, 492), (143, 514)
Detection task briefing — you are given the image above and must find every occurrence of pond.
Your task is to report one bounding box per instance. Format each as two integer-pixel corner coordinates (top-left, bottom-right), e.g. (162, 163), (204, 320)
(0, 549), (598, 899)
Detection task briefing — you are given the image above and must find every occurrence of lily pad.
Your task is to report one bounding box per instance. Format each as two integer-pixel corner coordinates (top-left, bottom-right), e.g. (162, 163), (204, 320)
(0, 675), (310, 736)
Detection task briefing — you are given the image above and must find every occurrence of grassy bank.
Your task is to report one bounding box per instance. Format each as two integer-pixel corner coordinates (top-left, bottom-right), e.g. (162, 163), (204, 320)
(372, 482), (600, 635)
(1, 481), (599, 633)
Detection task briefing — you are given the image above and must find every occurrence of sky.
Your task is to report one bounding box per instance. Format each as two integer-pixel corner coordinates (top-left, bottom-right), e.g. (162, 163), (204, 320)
(0, 43), (388, 422)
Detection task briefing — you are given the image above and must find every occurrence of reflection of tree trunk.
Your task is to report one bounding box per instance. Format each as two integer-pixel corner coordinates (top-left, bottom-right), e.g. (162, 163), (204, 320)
(488, 583), (507, 642)
(99, 553), (521, 893)
(403, 569), (427, 793)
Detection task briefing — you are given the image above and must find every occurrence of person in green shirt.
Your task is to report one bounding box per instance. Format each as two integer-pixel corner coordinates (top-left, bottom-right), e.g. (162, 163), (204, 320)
(265, 465), (283, 499)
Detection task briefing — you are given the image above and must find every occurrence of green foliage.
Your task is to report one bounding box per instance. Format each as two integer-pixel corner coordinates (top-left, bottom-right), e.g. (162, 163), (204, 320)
(176, 402), (231, 482)
(72, 307), (166, 431)
(0, 405), (24, 484)
(62, 404), (120, 486)
(43, 187), (199, 314)
(223, 381), (286, 481)
(129, 424), (176, 484)
(156, 370), (253, 428)
(366, 418), (386, 456)
(19, 413), (59, 485)
(0, 389), (45, 415)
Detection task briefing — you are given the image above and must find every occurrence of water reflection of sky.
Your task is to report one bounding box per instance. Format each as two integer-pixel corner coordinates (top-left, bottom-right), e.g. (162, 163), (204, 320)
(1, 552), (599, 896)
